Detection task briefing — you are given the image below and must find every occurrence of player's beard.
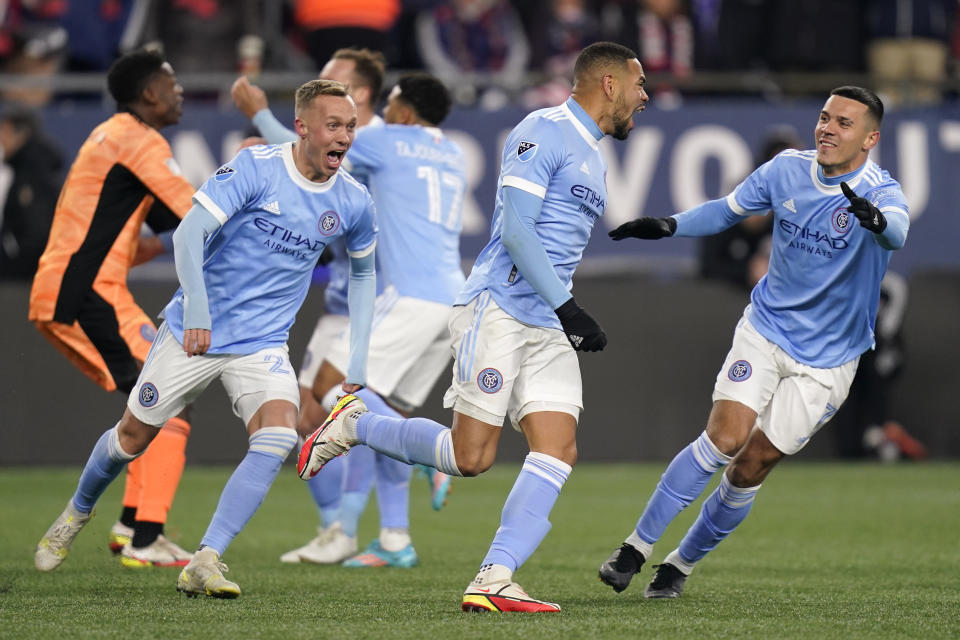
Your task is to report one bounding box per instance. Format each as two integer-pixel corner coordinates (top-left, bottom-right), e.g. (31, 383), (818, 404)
(611, 96), (633, 140)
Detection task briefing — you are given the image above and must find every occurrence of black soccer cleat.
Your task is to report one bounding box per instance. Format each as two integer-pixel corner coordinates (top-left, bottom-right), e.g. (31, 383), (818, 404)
(598, 543), (646, 593)
(643, 563), (688, 599)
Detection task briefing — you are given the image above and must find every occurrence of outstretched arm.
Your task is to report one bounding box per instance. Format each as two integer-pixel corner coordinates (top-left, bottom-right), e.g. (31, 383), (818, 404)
(609, 198), (744, 241)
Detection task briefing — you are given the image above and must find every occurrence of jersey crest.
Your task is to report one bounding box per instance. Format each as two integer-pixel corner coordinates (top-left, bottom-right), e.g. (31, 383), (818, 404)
(318, 210), (341, 236)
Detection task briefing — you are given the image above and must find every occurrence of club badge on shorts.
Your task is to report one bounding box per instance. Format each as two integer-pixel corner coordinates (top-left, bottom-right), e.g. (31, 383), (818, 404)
(727, 360), (752, 382)
(477, 367), (503, 394)
(139, 382), (159, 407)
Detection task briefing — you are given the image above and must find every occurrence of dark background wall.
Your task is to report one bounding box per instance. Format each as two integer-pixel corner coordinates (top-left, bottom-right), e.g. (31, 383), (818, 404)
(2, 271), (958, 465)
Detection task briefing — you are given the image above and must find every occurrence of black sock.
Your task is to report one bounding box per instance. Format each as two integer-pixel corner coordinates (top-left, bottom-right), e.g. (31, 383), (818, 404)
(131, 521), (164, 548)
(119, 506), (137, 528)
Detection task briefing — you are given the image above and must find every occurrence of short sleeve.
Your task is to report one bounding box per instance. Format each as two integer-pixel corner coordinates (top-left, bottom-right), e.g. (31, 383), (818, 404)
(192, 148), (264, 224)
(343, 127), (384, 181)
(499, 117), (565, 199)
(344, 190), (378, 257)
(866, 180), (909, 220)
(727, 156), (776, 214)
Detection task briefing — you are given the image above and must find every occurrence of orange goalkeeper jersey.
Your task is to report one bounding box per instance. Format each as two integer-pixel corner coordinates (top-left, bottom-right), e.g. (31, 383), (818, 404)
(29, 112), (194, 324)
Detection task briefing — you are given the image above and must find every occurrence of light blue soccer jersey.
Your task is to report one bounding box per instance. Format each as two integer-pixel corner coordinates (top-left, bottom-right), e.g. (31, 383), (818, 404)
(322, 115), (385, 315)
(345, 124), (466, 304)
(728, 150), (909, 367)
(162, 142), (377, 354)
(458, 97), (607, 329)
(249, 113), (384, 317)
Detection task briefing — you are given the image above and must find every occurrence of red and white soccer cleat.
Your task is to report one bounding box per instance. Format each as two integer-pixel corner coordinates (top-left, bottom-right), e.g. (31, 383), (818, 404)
(297, 394), (366, 479)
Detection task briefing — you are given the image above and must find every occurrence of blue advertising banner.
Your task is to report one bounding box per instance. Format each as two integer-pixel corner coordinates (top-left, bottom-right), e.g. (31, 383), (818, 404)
(39, 99), (960, 277)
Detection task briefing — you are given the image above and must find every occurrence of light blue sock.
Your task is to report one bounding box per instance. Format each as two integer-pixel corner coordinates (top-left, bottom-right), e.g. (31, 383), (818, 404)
(200, 427), (297, 555)
(636, 431), (730, 544)
(482, 452), (571, 571)
(354, 388), (461, 476)
(676, 473), (761, 566)
(338, 491), (369, 538)
(375, 452), (412, 530)
(72, 425), (139, 513)
(306, 455), (345, 526)
(339, 444), (376, 537)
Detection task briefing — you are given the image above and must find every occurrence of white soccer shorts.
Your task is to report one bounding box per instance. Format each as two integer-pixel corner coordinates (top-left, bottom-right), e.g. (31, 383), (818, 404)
(442, 291), (582, 431)
(297, 313), (350, 388)
(325, 286), (453, 411)
(127, 322), (300, 428)
(712, 310), (858, 455)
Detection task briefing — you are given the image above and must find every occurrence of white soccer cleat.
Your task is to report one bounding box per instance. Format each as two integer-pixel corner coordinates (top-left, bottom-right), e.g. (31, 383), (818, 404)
(35, 501), (93, 572)
(121, 535), (193, 568)
(176, 548), (241, 599)
(108, 521), (133, 554)
(461, 564), (561, 613)
(297, 394), (367, 479)
(279, 523), (358, 564)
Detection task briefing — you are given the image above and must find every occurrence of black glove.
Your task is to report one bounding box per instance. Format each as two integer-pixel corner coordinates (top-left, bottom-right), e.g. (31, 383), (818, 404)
(841, 181), (886, 233)
(555, 297), (607, 352)
(317, 245), (336, 266)
(608, 216), (677, 240)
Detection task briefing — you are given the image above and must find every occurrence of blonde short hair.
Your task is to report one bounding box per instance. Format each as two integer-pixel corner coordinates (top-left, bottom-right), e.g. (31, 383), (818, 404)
(295, 79), (350, 117)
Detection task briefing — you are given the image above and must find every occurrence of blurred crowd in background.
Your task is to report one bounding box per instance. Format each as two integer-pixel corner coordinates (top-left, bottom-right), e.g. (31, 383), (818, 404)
(0, 0), (944, 462)
(1, 0), (959, 109)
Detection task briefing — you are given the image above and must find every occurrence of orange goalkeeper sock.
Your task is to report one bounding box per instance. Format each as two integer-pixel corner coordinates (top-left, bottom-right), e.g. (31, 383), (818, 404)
(133, 416), (190, 525)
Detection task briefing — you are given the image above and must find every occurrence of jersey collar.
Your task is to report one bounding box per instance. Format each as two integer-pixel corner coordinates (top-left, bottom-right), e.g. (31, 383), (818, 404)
(810, 157), (870, 195)
(282, 142), (340, 193)
(563, 98), (603, 150)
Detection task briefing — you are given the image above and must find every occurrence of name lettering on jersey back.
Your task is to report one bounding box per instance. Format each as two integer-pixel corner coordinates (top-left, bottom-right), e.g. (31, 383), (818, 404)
(394, 140), (460, 167)
(570, 184), (605, 221)
(253, 217), (325, 260)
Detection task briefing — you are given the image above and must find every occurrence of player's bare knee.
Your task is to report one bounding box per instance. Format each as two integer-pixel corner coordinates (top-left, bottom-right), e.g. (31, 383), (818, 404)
(726, 462), (762, 488)
(116, 412), (157, 455)
(453, 450), (494, 477)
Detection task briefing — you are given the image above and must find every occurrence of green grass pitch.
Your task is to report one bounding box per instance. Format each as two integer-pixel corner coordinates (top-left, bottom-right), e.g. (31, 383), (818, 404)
(1, 462), (957, 639)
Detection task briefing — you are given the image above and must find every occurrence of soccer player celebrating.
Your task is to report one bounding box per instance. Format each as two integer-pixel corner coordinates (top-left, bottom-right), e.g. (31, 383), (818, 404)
(299, 42), (649, 612)
(597, 86), (908, 599)
(29, 50), (195, 568)
(34, 79), (378, 599)
(232, 50), (453, 566)
(233, 47), (388, 565)
(305, 72), (465, 568)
